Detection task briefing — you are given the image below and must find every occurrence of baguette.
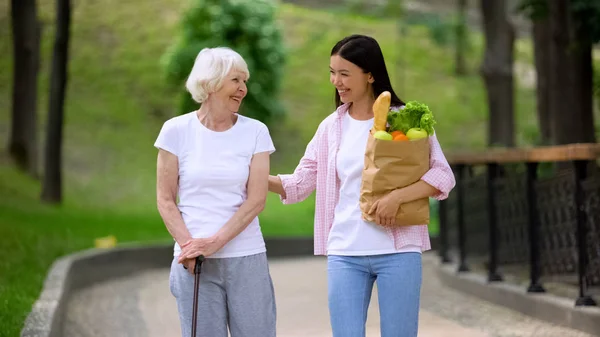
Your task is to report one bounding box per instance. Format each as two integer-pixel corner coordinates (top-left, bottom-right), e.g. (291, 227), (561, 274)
(372, 91), (391, 132)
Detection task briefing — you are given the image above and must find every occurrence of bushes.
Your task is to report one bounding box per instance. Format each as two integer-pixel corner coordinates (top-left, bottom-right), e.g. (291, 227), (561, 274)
(162, 0), (286, 123)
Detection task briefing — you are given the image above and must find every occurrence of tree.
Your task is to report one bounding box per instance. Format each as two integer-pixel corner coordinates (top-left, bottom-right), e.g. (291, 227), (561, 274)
(520, 0), (599, 145)
(548, 0), (595, 145)
(532, 14), (552, 145)
(480, 0), (516, 147)
(41, 0), (71, 204)
(9, 0), (40, 177)
(162, 0), (286, 124)
(520, 0), (552, 145)
(455, 0), (468, 75)
(595, 68), (600, 111)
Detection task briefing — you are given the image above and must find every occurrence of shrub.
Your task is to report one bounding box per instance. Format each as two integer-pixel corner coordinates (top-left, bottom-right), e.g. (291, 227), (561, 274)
(162, 0), (286, 123)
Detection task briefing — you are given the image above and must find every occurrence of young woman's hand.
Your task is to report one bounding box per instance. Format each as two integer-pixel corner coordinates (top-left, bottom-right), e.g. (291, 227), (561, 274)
(268, 175), (286, 197)
(368, 191), (403, 227)
(177, 237), (223, 263)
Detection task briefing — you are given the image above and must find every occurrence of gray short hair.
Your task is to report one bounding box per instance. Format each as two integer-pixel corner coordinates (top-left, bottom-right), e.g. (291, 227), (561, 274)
(185, 47), (250, 103)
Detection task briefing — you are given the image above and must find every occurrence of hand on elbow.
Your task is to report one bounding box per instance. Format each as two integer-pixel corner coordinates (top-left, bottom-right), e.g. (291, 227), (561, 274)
(268, 175), (286, 197)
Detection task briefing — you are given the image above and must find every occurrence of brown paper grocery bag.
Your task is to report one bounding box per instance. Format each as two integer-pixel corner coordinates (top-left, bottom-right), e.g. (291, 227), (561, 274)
(359, 133), (431, 227)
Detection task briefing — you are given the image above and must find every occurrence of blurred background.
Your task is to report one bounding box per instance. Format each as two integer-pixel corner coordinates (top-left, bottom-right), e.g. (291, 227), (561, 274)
(1, 0), (599, 335)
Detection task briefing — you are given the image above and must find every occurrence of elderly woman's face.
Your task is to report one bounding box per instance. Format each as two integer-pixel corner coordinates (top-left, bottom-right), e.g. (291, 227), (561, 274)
(213, 69), (248, 112)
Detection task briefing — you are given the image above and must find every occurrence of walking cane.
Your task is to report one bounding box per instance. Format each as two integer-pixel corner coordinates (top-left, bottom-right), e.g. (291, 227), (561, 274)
(191, 255), (205, 337)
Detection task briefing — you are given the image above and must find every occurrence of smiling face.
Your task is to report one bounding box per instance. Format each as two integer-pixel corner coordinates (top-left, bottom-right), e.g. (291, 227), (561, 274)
(329, 54), (374, 105)
(211, 69), (248, 113)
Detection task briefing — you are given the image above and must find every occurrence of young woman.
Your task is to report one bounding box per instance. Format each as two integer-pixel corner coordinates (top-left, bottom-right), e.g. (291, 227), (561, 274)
(268, 35), (455, 337)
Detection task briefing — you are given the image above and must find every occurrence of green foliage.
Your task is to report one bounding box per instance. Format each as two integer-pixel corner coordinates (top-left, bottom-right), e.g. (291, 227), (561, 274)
(518, 0), (600, 43)
(387, 101), (436, 135)
(517, 0), (548, 20)
(403, 12), (455, 47)
(571, 0), (600, 43)
(342, 0), (402, 18)
(383, 0), (403, 17)
(161, 0), (286, 123)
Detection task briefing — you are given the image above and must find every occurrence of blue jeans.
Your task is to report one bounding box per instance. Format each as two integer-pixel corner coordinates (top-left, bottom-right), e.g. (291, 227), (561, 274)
(327, 253), (422, 337)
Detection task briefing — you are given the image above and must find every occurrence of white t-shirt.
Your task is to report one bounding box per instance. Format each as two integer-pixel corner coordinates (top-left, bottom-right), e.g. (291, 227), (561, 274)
(327, 113), (422, 256)
(154, 112), (275, 258)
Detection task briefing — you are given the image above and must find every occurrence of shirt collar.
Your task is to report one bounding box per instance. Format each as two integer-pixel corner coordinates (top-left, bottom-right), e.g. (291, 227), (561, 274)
(335, 103), (352, 118)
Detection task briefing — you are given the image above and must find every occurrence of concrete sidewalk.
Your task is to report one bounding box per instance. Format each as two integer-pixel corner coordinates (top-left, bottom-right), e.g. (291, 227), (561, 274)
(64, 254), (595, 337)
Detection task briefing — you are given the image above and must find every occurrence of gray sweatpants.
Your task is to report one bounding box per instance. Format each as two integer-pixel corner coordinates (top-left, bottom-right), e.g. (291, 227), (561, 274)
(169, 252), (277, 337)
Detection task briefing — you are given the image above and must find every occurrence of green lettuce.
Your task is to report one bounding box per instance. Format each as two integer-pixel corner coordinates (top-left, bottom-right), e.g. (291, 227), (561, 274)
(387, 100), (436, 135)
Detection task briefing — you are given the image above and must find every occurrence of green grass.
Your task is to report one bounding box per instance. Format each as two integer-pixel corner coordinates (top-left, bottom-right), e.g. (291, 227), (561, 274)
(0, 0), (557, 335)
(0, 164), (315, 337)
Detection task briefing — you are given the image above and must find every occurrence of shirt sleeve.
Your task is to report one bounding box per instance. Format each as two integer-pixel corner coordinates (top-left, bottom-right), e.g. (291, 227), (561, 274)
(420, 133), (456, 200)
(277, 126), (320, 204)
(154, 119), (181, 157)
(254, 124), (276, 155)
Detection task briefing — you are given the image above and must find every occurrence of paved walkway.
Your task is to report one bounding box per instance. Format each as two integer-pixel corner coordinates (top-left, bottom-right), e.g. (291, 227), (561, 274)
(64, 254), (595, 337)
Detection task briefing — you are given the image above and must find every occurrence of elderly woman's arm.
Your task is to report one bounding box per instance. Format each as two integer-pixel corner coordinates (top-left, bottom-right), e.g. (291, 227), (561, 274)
(157, 149), (199, 272)
(156, 149), (193, 247)
(177, 151), (270, 261)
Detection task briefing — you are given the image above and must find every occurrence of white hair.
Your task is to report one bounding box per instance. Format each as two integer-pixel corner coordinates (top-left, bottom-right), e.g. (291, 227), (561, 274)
(185, 47), (250, 103)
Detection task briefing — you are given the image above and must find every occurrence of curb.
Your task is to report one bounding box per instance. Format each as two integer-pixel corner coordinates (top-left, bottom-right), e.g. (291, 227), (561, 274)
(436, 260), (600, 336)
(20, 237), (314, 337)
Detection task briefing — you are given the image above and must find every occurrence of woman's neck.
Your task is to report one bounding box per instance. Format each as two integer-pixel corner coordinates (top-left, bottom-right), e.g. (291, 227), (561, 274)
(197, 101), (236, 132)
(348, 95), (376, 121)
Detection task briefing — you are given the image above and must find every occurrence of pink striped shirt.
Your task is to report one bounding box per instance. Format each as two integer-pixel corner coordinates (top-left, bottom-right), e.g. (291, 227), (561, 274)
(278, 103), (456, 256)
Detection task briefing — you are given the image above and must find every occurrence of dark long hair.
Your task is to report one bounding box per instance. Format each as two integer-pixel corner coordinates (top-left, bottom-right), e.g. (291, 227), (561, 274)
(330, 34), (404, 108)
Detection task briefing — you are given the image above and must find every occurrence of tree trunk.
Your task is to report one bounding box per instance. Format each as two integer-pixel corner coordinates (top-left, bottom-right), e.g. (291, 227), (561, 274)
(455, 0), (468, 75)
(570, 23), (595, 143)
(9, 0), (40, 177)
(41, 0), (71, 204)
(532, 15), (551, 145)
(547, 0), (596, 145)
(480, 0), (515, 147)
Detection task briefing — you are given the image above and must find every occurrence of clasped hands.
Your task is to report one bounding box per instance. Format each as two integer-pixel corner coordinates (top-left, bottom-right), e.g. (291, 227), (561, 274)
(178, 236), (223, 273)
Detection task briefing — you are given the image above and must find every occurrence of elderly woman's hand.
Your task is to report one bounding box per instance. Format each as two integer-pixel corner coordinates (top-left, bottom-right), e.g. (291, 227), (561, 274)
(178, 237), (223, 263)
(181, 258), (197, 274)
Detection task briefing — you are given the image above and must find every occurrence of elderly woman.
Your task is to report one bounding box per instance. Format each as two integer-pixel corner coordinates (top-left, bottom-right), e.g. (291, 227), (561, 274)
(154, 47), (276, 337)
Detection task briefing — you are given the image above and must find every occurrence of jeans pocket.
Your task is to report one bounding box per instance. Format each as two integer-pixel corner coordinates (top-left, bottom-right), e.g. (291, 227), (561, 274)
(327, 255), (354, 271)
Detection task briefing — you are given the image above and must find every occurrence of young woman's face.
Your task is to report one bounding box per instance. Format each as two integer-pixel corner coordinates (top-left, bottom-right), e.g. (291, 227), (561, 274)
(212, 69), (248, 113)
(329, 55), (373, 104)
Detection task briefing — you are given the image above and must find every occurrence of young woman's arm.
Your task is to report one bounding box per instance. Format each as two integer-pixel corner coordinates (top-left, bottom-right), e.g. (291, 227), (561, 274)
(269, 128), (321, 204)
(418, 133), (456, 200)
(178, 151), (271, 261)
(268, 175), (286, 198)
(369, 134), (456, 226)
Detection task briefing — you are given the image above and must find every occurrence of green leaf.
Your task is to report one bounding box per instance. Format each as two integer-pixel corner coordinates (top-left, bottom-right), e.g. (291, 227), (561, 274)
(387, 101), (436, 135)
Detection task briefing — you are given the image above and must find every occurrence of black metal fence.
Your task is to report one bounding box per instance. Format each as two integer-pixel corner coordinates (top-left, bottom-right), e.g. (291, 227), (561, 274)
(438, 157), (600, 307)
